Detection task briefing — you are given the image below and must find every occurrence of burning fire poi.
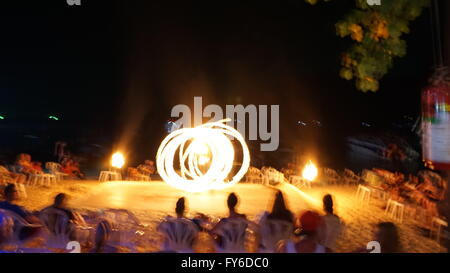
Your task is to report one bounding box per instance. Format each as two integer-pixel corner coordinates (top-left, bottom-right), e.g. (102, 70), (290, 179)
(156, 119), (250, 192)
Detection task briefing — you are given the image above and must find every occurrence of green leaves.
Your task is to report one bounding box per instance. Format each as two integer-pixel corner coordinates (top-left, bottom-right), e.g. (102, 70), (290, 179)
(306, 0), (431, 92)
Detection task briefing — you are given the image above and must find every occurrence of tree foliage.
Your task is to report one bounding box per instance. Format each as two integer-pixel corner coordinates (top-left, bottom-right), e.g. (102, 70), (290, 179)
(305, 0), (430, 92)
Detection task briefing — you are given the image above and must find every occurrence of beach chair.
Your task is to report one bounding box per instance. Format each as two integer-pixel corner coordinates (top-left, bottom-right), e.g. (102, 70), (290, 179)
(0, 209), (43, 244)
(213, 217), (248, 253)
(39, 207), (72, 249)
(322, 168), (340, 185)
(158, 217), (199, 253)
(0, 210), (14, 241)
(385, 199), (405, 223)
(28, 173), (57, 187)
(99, 209), (146, 251)
(343, 169), (360, 186)
(258, 219), (293, 253)
(45, 162), (68, 181)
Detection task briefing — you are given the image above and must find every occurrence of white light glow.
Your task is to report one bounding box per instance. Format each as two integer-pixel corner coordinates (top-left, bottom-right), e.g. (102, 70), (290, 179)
(111, 152), (125, 169)
(302, 160), (318, 182)
(156, 119), (250, 192)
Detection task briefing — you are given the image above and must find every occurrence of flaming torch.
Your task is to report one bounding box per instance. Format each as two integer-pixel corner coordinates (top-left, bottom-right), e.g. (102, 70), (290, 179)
(111, 152), (125, 170)
(302, 160), (318, 182)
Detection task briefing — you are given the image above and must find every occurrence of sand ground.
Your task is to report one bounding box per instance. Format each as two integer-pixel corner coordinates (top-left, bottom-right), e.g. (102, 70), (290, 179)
(7, 180), (447, 253)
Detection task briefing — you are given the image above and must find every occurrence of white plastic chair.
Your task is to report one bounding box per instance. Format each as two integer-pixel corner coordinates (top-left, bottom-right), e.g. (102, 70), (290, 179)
(99, 209), (145, 251)
(99, 171), (122, 182)
(45, 162), (68, 181)
(157, 217), (199, 253)
(213, 217), (248, 253)
(430, 217), (448, 243)
(258, 219), (293, 253)
(28, 174), (57, 187)
(0, 210), (14, 242)
(290, 175), (311, 188)
(385, 199), (405, 223)
(39, 208), (72, 249)
(356, 185), (372, 205)
(0, 209), (43, 244)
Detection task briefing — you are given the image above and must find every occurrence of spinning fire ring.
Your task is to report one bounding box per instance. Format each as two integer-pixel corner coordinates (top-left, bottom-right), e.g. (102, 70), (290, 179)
(156, 119), (250, 192)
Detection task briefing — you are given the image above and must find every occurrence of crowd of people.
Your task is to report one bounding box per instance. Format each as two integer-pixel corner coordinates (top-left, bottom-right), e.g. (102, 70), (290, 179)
(0, 152), (85, 183)
(157, 191), (401, 254)
(0, 181), (403, 253)
(126, 160), (156, 180)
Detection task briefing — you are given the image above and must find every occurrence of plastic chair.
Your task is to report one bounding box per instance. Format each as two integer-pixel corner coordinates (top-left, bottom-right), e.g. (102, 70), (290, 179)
(0, 209), (43, 243)
(39, 208), (72, 249)
(385, 199), (405, 223)
(28, 174), (57, 187)
(158, 217), (199, 253)
(258, 219), (293, 253)
(99, 171), (122, 182)
(213, 217), (248, 253)
(430, 217), (448, 243)
(356, 185), (371, 205)
(290, 175), (311, 188)
(45, 162), (68, 181)
(99, 209), (145, 251)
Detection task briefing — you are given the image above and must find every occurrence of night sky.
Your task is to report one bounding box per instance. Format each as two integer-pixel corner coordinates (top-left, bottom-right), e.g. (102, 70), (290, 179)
(0, 0), (444, 167)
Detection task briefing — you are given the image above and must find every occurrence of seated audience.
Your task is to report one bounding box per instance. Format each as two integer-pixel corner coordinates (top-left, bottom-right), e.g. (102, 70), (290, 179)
(90, 220), (119, 253)
(266, 191), (294, 223)
(317, 194), (343, 251)
(32, 161), (43, 173)
(0, 184), (43, 241)
(353, 222), (401, 253)
(137, 160), (156, 176)
(0, 212), (14, 252)
(0, 163), (26, 184)
(257, 190), (295, 252)
(279, 210), (332, 253)
(209, 193), (248, 251)
(62, 159), (85, 179)
(157, 197), (200, 252)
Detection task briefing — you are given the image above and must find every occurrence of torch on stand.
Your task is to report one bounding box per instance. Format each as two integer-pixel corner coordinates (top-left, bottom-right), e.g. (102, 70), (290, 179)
(110, 152), (125, 181)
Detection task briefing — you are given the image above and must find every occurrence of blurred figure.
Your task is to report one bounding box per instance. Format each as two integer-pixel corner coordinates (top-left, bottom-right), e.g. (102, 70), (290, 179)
(257, 190), (294, 252)
(353, 222), (401, 253)
(266, 191), (294, 223)
(0, 184), (43, 241)
(126, 167), (141, 180)
(62, 159), (85, 179)
(15, 153), (34, 174)
(209, 193), (248, 252)
(317, 194), (343, 251)
(0, 212), (14, 252)
(157, 197), (200, 252)
(223, 193), (246, 220)
(43, 193), (76, 222)
(175, 197), (186, 218)
(32, 161), (43, 173)
(90, 220), (118, 253)
(137, 160), (156, 176)
(374, 222), (401, 253)
(0, 163), (26, 184)
(54, 141), (67, 163)
(279, 210), (331, 253)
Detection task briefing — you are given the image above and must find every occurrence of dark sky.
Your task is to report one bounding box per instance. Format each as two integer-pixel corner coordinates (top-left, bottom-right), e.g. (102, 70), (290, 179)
(0, 0), (443, 164)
